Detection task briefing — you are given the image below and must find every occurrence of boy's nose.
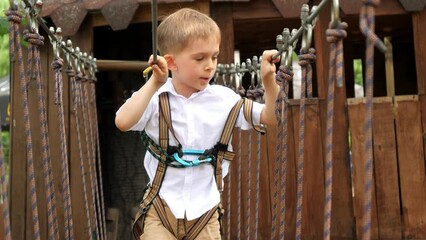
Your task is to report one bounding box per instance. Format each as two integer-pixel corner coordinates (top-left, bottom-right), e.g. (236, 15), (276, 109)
(205, 60), (215, 71)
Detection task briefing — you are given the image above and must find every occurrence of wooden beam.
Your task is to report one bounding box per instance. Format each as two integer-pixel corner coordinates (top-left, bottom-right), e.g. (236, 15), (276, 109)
(413, 8), (426, 95)
(232, 0), (282, 20)
(92, 1), (210, 27)
(211, 2), (234, 64)
(96, 60), (149, 72)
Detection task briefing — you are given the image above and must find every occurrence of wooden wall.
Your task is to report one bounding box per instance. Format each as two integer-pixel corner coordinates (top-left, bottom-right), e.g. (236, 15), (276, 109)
(5, 0), (426, 239)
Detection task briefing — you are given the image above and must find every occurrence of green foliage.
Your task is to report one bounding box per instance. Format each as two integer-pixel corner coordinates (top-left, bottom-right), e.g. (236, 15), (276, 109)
(1, 131), (10, 165)
(0, 35), (9, 77)
(353, 59), (363, 86)
(0, 0), (10, 78)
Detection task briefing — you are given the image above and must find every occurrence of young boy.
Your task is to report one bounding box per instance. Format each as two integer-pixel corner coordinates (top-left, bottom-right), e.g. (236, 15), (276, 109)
(115, 8), (280, 240)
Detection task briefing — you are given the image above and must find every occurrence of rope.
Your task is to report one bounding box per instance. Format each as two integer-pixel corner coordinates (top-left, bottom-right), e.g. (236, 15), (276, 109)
(68, 69), (93, 240)
(253, 87), (264, 239)
(52, 57), (75, 239)
(225, 160), (231, 240)
(244, 91), (259, 239)
(236, 128), (242, 240)
(90, 80), (108, 240)
(296, 47), (316, 240)
(24, 28), (61, 240)
(359, 0), (382, 239)
(324, 21), (347, 240)
(276, 65), (293, 240)
(1, 8), (23, 240)
(78, 74), (100, 239)
(7, 6), (43, 237)
(83, 76), (102, 238)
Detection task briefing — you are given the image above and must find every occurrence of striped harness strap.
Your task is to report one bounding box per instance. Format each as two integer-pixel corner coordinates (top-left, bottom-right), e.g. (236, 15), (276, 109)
(132, 92), (264, 239)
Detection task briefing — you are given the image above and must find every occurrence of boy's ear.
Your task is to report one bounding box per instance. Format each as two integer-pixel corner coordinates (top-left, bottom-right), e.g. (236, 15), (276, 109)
(164, 54), (177, 71)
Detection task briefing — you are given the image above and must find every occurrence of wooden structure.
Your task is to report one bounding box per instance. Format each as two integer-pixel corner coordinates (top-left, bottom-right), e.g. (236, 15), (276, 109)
(3, 0), (426, 239)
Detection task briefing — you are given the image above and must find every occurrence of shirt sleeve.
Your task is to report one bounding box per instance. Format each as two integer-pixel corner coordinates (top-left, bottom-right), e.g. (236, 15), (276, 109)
(237, 100), (264, 130)
(115, 91), (158, 131)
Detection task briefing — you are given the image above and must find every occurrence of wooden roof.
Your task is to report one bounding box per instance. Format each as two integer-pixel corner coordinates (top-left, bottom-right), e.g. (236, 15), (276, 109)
(40, 0), (424, 36)
(41, 0), (251, 36)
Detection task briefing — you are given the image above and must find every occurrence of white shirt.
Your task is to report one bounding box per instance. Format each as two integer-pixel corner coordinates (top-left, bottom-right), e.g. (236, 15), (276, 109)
(122, 79), (263, 220)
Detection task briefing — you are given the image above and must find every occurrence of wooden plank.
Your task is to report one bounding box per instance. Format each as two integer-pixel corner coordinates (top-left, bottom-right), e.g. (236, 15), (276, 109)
(255, 129), (272, 240)
(290, 99), (324, 239)
(92, 1), (210, 27)
(347, 97), (379, 240)
(372, 97), (402, 239)
(69, 19), (95, 240)
(284, 104), (297, 240)
(9, 38), (27, 240)
(231, 0), (282, 20)
(413, 8), (426, 95)
(271, 0), (308, 19)
(394, 95), (426, 239)
(313, 0), (331, 100)
(43, 31), (67, 240)
(341, 0), (405, 16)
(211, 2), (234, 64)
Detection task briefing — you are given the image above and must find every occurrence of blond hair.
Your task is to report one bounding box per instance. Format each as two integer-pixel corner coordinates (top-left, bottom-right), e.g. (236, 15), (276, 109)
(157, 8), (221, 55)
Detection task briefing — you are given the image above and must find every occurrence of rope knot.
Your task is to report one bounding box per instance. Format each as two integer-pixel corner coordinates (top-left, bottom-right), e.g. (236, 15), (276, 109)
(5, 9), (22, 23)
(362, 0), (380, 7)
(298, 48), (316, 67)
(238, 88), (246, 97)
(66, 68), (75, 78)
(23, 29), (44, 48)
(246, 87), (265, 102)
(51, 57), (64, 71)
(275, 65), (294, 86)
(75, 72), (84, 82)
(326, 22), (348, 43)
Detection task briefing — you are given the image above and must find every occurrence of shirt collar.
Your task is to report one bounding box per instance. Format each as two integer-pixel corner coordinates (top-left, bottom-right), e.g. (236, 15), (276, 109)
(158, 78), (215, 97)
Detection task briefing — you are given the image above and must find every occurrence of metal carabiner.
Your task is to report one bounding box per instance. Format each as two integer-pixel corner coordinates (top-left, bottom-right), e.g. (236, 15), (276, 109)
(173, 149), (213, 167)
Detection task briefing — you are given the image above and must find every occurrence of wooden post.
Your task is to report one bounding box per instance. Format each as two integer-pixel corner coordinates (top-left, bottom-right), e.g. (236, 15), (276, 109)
(313, 0), (355, 239)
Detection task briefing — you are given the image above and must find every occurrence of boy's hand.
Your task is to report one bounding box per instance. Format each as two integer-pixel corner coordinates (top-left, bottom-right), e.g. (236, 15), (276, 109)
(148, 54), (169, 84)
(261, 50), (280, 82)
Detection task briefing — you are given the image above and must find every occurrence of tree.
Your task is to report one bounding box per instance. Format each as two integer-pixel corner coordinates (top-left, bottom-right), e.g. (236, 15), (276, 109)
(0, 0), (10, 78)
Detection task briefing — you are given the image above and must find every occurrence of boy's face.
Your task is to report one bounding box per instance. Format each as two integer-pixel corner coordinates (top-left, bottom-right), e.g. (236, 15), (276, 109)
(169, 36), (220, 98)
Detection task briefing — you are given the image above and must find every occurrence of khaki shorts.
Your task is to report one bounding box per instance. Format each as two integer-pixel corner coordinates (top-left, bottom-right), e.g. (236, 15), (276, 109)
(140, 199), (221, 240)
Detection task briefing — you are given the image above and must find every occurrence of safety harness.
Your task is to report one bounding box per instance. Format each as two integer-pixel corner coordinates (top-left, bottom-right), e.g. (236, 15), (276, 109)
(132, 92), (265, 240)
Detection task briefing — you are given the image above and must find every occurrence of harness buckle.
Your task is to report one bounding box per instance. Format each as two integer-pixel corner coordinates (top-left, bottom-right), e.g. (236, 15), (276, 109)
(140, 204), (151, 215)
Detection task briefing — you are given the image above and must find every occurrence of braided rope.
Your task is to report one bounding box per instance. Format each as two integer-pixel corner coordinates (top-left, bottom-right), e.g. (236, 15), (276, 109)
(85, 78), (101, 239)
(225, 161), (231, 240)
(324, 21), (348, 240)
(236, 128), (242, 240)
(78, 75), (100, 239)
(272, 69), (284, 238)
(69, 70), (93, 240)
(8, 10), (42, 237)
(278, 66), (293, 240)
(245, 124), (252, 239)
(253, 86), (264, 239)
(24, 29), (61, 240)
(272, 65), (292, 239)
(359, 1), (381, 239)
(90, 81), (107, 240)
(1, 8), (23, 240)
(244, 92), (258, 239)
(296, 48), (316, 240)
(52, 57), (75, 239)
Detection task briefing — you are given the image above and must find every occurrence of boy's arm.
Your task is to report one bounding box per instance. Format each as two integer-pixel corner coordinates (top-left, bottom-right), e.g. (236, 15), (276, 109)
(115, 55), (169, 131)
(260, 50), (280, 126)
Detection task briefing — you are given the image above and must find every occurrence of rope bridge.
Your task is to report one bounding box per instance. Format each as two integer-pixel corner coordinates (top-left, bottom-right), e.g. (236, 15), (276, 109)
(5, 0), (422, 239)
